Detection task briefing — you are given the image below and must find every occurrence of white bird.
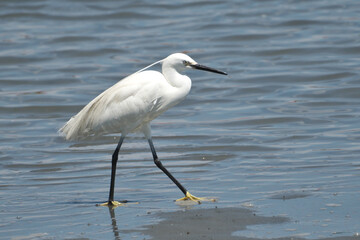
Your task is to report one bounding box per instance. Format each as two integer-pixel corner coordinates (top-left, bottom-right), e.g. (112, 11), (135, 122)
(59, 53), (227, 206)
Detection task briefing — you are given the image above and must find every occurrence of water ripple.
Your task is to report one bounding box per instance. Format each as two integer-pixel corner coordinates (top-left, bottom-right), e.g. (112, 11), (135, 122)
(1, 0), (360, 239)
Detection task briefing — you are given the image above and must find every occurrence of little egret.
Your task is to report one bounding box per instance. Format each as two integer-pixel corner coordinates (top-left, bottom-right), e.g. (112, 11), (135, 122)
(59, 53), (227, 206)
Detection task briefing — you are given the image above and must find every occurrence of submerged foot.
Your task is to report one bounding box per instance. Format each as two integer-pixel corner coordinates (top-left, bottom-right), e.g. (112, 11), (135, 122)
(176, 191), (216, 204)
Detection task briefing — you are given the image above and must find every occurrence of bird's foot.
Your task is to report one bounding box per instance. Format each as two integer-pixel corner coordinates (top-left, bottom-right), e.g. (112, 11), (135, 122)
(97, 200), (127, 207)
(175, 191), (216, 204)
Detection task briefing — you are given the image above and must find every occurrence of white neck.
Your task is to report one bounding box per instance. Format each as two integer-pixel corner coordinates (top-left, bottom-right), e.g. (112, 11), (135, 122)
(162, 65), (192, 91)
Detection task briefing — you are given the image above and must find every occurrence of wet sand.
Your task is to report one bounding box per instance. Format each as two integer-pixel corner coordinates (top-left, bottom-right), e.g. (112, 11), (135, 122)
(138, 207), (360, 240)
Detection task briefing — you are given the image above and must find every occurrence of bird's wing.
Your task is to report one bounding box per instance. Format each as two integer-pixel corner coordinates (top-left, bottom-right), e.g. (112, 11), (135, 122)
(60, 71), (166, 140)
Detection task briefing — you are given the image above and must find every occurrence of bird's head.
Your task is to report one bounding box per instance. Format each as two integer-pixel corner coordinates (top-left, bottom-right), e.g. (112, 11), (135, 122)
(163, 53), (227, 75)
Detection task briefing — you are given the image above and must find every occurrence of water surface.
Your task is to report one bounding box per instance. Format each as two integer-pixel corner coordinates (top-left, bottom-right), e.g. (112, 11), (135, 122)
(1, 0), (360, 239)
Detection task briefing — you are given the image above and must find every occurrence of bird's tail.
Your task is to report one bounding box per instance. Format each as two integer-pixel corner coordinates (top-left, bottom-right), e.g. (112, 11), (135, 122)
(59, 114), (89, 141)
(58, 117), (77, 141)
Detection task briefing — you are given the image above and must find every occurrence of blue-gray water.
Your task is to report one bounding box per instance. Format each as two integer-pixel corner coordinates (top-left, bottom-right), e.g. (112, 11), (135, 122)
(1, 0), (360, 239)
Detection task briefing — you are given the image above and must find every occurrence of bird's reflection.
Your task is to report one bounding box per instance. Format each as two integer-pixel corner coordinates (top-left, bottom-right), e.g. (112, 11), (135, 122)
(105, 201), (201, 239)
(107, 206), (121, 240)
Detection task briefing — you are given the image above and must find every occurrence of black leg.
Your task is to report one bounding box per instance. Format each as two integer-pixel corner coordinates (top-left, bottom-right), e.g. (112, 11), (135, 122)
(148, 138), (187, 195)
(108, 136), (125, 203)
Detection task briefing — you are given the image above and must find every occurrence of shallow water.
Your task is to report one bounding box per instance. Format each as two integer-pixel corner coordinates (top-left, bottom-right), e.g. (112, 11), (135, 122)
(1, 0), (360, 239)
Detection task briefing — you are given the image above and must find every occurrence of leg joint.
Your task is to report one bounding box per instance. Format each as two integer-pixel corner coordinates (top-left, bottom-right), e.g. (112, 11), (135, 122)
(153, 156), (162, 167)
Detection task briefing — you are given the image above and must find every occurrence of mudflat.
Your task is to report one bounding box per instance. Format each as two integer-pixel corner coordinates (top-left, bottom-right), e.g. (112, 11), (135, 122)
(139, 207), (360, 240)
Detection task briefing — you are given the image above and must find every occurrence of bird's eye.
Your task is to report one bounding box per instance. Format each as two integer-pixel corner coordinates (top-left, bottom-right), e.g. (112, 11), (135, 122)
(183, 60), (189, 66)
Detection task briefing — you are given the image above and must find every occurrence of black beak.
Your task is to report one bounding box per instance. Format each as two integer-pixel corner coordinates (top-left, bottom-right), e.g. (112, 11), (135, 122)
(191, 63), (227, 75)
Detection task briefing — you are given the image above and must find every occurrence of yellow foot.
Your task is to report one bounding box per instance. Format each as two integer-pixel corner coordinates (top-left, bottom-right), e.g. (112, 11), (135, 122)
(175, 191), (217, 204)
(97, 201), (126, 207)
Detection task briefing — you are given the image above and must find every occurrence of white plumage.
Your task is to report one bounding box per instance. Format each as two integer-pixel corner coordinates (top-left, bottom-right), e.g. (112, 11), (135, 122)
(60, 53), (193, 140)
